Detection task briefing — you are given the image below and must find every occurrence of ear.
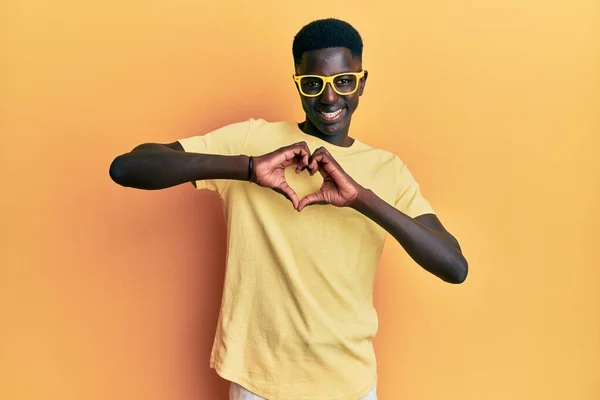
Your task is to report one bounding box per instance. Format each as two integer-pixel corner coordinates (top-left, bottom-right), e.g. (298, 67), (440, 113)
(358, 70), (368, 96)
(292, 74), (300, 93)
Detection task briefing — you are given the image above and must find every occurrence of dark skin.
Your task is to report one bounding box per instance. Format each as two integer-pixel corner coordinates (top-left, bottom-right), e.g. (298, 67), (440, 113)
(109, 47), (467, 284)
(293, 47), (467, 284)
(295, 47), (366, 146)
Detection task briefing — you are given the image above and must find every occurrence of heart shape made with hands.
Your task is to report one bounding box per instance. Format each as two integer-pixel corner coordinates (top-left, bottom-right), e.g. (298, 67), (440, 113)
(255, 144), (358, 211)
(284, 164), (324, 202)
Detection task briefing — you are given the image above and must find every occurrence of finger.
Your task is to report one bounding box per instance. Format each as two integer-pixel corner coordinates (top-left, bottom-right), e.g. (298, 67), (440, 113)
(285, 151), (310, 170)
(284, 142), (309, 173)
(296, 156), (308, 173)
(275, 142), (302, 159)
(316, 151), (343, 177)
(273, 184), (299, 210)
(308, 147), (331, 172)
(296, 147), (309, 173)
(291, 144), (310, 172)
(300, 142), (311, 168)
(281, 156), (298, 168)
(297, 192), (325, 212)
(267, 142), (308, 167)
(310, 146), (327, 158)
(309, 153), (330, 175)
(289, 143), (311, 164)
(308, 153), (320, 174)
(291, 141), (310, 154)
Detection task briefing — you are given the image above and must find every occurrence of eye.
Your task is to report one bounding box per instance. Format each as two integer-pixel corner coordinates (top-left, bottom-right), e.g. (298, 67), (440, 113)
(335, 76), (356, 86)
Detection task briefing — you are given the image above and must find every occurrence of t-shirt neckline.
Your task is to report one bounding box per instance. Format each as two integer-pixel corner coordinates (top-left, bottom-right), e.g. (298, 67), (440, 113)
(291, 122), (362, 153)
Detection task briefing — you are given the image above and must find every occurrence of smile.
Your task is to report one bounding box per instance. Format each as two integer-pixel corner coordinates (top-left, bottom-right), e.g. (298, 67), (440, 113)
(317, 108), (344, 122)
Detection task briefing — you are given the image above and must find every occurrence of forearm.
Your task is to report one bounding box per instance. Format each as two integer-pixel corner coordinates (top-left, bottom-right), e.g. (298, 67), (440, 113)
(352, 188), (467, 283)
(110, 144), (249, 190)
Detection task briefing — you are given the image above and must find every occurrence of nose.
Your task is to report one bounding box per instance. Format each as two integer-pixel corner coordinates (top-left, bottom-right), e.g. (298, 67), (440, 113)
(320, 82), (339, 104)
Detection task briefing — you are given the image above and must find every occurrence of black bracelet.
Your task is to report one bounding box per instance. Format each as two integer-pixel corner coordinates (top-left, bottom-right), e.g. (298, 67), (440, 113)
(248, 156), (253, 181)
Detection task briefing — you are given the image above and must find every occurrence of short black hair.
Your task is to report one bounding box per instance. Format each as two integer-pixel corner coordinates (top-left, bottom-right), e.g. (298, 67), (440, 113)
(292, 18), (363, 67)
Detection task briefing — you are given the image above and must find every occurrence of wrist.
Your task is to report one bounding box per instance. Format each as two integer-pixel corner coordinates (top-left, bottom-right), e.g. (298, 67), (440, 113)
(227, 154), (253, 181)
(248, 154), (262, 183)
(351, 186), (373, 211)
(248, 155), (254, 182)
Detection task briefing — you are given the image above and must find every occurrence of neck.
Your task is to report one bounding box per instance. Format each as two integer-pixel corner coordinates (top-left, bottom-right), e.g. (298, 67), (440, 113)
(298, 120), (355, 148)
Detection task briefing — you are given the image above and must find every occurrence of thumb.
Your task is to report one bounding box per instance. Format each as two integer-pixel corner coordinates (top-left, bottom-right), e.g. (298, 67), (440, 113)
(272, 184), (300, 210)
(297, 192), (327, 212)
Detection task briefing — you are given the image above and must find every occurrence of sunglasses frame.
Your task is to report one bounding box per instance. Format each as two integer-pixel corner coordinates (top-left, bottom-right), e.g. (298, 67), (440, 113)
(293, 71), (366, 97)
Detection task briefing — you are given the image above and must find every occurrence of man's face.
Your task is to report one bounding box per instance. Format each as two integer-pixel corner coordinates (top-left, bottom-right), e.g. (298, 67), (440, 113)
(295, 47), (368, 136)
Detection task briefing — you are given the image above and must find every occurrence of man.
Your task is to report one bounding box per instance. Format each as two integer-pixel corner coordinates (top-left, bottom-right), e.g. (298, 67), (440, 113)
(110, 18), (467, 400)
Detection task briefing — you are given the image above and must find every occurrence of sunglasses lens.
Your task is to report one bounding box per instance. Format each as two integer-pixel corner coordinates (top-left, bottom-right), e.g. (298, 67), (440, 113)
(299, 77), (324, 96)
(333, 75), (359, 94)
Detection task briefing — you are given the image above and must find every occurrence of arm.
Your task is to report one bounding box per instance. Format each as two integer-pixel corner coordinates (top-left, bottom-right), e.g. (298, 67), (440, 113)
(352, 190), (467, 284)
(109, 141), (250, 190)
(297, 147), (468, 284)
(109, 141), (313, 209)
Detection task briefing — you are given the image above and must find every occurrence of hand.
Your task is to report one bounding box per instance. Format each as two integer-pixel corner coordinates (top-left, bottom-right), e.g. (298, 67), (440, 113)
(297, 147), (362, 212)
(252, 142), (311, 209)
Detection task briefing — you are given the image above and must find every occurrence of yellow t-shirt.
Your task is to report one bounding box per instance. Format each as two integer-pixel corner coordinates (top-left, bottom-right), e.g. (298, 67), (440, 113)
(178, 118), (435, 400)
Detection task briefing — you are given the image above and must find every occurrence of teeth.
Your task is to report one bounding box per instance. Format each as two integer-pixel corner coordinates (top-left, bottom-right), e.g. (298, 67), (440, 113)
(320, 109), (343, 119)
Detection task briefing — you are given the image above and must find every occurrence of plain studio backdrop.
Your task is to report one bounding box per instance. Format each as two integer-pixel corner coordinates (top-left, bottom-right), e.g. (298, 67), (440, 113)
(1, 1), (598, 399)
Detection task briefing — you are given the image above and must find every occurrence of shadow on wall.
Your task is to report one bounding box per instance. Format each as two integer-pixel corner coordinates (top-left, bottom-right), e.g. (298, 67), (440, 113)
(107, 109), (294, 398)
(105, 185), (231, 398)
(158, 100), (309, 396)
(173, 190), (230, 399)
(160, 108), (294, 398)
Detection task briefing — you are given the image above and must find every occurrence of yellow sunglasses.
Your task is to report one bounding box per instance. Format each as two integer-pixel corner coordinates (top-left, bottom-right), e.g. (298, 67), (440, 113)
(293, 71), (365, 97)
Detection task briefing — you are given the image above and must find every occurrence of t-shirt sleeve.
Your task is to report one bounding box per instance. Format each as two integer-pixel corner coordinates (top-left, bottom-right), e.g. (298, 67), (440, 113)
(394, 157), (436, 218)
(177, 119), (252, 193)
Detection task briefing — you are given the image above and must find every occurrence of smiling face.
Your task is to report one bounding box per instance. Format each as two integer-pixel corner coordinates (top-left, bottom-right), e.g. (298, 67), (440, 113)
(295, 47), (368, 140)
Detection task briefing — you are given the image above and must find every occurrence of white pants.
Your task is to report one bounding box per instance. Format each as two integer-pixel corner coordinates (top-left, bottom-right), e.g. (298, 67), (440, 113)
(229, 382), (378, 400)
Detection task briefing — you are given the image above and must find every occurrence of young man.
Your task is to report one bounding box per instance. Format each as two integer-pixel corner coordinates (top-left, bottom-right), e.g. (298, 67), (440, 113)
(110, 18), (467, 400)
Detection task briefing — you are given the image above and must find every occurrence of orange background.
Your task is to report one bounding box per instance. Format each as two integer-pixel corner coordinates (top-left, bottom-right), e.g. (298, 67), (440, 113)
(1, 1), (599, 399)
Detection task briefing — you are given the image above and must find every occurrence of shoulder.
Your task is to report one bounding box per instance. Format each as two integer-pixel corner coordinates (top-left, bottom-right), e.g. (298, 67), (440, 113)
(351, 140), (404, 169)
(244, 118), (301, 149)
(247, 118), (296, 133)
(349, 142), (419, 189)
(176, 117), (289, 145)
